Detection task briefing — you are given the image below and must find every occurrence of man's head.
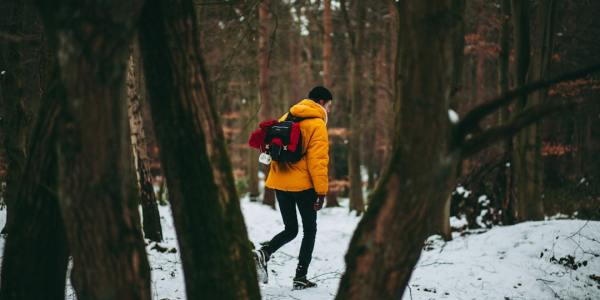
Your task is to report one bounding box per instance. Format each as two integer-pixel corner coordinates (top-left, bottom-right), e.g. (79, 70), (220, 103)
(308, 86), (333, 112)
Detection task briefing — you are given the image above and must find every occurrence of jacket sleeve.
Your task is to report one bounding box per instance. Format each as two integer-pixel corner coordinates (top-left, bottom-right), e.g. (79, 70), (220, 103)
(306, 120), (329, 195)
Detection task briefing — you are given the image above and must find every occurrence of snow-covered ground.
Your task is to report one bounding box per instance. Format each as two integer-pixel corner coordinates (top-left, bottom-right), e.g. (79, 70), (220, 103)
(1, 198), (600, 300)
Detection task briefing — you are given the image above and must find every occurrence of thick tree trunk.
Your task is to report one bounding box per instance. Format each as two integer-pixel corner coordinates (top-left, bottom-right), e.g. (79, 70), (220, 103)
(127, 46), (163, 242)
(336, 1), (464, 299)
(36, 1), (152, 299)
(0, 57), (69, 300)
(0, 0), (40, 235)
(138, 0), (261, 298)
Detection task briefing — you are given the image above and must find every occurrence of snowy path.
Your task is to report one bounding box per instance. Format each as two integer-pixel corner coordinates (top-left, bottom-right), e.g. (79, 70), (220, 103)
(1, 198), (599, 300)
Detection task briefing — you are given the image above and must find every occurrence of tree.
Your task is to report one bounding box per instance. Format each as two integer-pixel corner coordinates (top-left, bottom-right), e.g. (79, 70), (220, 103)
(497, 0), (515, 224)
(341, 0), (366, 215)
(36, 1), (152, 298)
(511, 0), (557, 221)
(323, 0), (340, 207)
(127, 44), (163, 242)
(138, 0), (261, 298)
(0, 0), (42, 235)
(336, 2), (466, 297)
(258, 0), (276, 208)
(336, 1), (600, 298)
(0, 54), (69, 300)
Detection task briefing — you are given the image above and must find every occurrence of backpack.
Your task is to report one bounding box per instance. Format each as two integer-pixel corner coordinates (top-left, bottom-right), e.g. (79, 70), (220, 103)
(248, 112), (313, 163)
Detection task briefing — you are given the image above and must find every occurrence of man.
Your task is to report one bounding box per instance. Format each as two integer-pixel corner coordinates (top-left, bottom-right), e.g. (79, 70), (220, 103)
(254, 86), (332, 289)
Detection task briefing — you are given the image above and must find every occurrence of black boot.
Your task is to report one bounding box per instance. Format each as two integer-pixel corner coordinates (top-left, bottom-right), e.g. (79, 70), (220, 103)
(253, 248), (269, 284)
(293, 265), (316, 289)
(293, 276), (317, 290)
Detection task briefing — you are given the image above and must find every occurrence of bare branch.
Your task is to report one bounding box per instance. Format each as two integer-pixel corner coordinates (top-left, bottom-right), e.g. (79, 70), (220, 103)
(460, 98), (595, 158)
(456, 63), (600, 141)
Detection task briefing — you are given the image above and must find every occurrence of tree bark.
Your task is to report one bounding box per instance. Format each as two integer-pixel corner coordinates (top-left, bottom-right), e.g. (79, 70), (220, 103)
(36, 1), (152, 299)
(341, 0), (366, 215)
(511, 0), (554, 221)
(322, 0), (339, 207)
(127, 45), (163, 242)
(258, 0), (276, 208)
(138, 0), (261, 298)
(497, 0), (516, 225)
(0, 55), (69, 300)
(336, 1), (465, 298)
(0, 0), (39, 235)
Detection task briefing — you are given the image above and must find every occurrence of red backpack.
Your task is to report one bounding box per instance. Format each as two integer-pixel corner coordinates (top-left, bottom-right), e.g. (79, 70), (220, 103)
(248, 112), (312, 163)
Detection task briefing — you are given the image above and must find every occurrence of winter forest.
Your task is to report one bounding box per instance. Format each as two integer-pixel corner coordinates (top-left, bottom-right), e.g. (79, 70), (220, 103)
(1, 0), (600, 299)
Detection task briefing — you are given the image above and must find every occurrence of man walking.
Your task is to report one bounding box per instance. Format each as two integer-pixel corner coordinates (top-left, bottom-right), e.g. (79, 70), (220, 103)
(254, 86), (332, 290)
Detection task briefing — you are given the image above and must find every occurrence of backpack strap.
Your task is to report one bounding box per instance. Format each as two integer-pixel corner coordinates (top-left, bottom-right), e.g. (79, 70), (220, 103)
(285, 111), (315, 122)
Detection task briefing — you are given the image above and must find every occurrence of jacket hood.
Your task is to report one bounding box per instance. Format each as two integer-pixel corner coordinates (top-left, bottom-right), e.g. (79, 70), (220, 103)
(289, 99), (328, 123)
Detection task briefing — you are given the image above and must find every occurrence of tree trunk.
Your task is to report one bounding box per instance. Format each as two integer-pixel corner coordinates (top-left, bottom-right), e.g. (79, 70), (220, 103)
(512, 0), (554, 221)
(0, 54), (69, 300)
(343, 0), (366, 215)
(36, 1), (152, 299)
(336, 1), (465, 298)
(138, 0), (261, 298)
(248, 89), (260, 201)
(127, 45), (163, 242)
(322, 0), (339, 207)
(258, 0), (276, 208)
(0, 0), (38, 235)
(498, 0), (516, 225)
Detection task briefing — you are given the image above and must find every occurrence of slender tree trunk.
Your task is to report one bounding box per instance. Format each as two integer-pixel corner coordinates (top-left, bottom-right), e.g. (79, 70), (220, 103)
(336, 1), (465, 298)
(258, 0), (276, 208)
(322, 0), (339, 207)
(138, 0), (261, 298)
(248, 88), (260, 201)
(498, 0), (516, 225)
(0, 54), (69, 300)
(512, 0), (554, 221)
(127, 45), (163, 242)
(343, 0), (366, 215)
(36, 1), (152, 299)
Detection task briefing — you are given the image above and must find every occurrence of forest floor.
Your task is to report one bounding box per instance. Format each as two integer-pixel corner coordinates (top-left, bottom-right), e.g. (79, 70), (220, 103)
(1, 198), (599, 300)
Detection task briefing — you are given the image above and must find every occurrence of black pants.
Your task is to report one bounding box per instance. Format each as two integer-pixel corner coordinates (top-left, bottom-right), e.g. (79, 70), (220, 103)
(262, 189), (317, 276)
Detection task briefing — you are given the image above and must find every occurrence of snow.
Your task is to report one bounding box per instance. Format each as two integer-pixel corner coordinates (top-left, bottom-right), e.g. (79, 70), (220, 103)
(405, 220), (600, 300)
(455, 185), (472, 198)
(448, 109), (460, 124)
(1, 199), (600, 300)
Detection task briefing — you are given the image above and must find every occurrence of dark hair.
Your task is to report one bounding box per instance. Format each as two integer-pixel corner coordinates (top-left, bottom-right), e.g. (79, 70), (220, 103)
(308, 86), (333, 102)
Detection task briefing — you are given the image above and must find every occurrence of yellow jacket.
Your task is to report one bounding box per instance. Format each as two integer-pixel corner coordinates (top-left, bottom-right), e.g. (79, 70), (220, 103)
(265, 99), (329, 195)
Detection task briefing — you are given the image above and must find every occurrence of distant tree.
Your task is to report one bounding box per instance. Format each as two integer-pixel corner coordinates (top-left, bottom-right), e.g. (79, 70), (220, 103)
(138, 0), (261, 298)
(258, 0), (277, 208)
(511, 0), (557, 221)
(323, 0), (340, 207)
(340, 0), (366, 215)
(126, 44), (163, 242)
